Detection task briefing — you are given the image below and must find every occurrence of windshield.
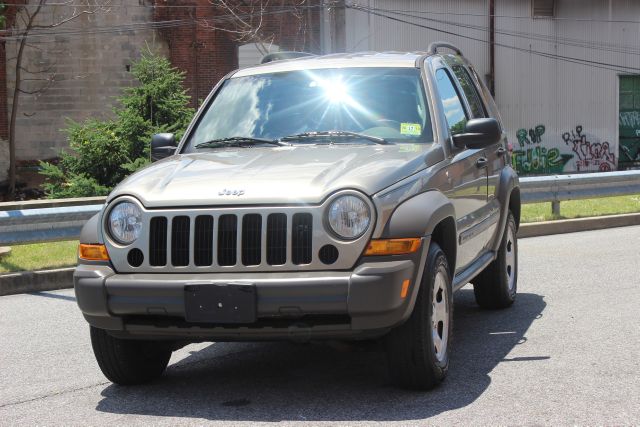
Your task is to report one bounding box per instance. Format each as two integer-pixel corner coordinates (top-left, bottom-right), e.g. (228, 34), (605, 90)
(183, 67), (432, 151)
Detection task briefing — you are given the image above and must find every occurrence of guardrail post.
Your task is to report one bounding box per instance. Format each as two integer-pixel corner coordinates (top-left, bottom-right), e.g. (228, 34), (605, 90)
(551, 201), (561, 216)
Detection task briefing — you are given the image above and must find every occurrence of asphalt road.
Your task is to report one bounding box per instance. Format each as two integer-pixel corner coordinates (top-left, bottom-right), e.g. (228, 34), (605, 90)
(1, 226), (639, 426)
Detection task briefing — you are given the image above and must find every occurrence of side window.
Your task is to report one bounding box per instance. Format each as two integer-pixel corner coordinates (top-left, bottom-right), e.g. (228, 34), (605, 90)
(451, 65), (486, 118)
(435, 68), (468, 135)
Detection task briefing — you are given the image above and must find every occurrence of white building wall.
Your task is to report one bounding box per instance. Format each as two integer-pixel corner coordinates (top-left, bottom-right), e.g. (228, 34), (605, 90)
(342, 0), (640, 174)
(345, 0), (490, 78)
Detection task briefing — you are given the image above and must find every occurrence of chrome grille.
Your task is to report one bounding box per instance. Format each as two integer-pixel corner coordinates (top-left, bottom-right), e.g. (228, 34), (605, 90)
(146, 211), (320, 269)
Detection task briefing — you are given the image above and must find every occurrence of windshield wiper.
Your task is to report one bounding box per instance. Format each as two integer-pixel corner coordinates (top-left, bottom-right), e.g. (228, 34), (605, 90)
(279, 131), (388, 145)
(195, 136), (287, 149)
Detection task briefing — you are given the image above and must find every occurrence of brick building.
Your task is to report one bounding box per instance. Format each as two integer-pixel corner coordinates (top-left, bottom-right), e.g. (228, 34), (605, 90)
(0, 0), (322, 186)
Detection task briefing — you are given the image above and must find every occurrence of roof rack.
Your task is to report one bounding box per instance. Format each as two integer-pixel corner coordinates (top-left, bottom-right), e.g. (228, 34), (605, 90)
(260, 51), (315, 64)
(427, 42), (463, 56)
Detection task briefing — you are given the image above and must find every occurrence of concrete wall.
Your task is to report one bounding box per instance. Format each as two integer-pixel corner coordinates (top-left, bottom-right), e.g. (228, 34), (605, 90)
(5, 0), (168, 162)
(342, 0), (640, 174)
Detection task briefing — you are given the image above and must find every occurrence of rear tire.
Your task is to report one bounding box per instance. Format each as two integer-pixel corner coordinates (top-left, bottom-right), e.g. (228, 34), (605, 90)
(90, 326), (173, 385)
(473, 211), (518, 309)
(385, 242), (453, 390)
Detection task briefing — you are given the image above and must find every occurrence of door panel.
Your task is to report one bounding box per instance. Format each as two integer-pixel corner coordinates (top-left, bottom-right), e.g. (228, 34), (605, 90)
(444, 148), (490, 273)
(450, 62), (501, 261)
(435, 65), (493, 273)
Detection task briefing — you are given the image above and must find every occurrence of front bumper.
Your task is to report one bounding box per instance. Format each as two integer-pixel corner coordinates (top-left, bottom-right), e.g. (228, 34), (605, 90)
(74, 241), (427, 341)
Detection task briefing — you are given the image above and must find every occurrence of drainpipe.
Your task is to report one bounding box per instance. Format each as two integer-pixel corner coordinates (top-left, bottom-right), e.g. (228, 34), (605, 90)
(489, 0), (496, 97)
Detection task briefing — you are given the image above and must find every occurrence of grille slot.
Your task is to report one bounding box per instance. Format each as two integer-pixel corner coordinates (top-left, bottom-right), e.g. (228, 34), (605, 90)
(194, 215), (214, 266)
(266, 213), (287, 265)
(149, 217), (167, 266)
(292, 213), (313, 265)
(171, 216), (190, 266)
(242, 214), (262, 266)
(218, 214), (238, 266)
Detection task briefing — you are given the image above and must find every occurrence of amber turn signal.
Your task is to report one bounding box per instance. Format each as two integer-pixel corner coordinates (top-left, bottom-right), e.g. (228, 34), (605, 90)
(364, 238), (422, 256)
(400, 279), (411, 298)
(78, 244), (110, 261)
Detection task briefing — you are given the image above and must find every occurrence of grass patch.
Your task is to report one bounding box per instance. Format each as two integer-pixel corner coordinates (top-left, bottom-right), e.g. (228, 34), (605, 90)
(0, 240), (78, 274)
(522, 194), (640, 223)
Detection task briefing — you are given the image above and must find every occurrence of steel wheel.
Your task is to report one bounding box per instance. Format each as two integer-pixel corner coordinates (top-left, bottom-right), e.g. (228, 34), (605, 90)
(385, 242), (452, 389)
(431, 270), (449, 363)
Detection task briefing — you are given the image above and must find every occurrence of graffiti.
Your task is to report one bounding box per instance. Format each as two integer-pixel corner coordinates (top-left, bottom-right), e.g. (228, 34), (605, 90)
(512, 124), (573, 175)
(561, 125), (616, 172)
(619, 111), (640, 129)
(516, 124), (545, 147)
(620, 143), (640, 161)
(513, 123), (618, 174)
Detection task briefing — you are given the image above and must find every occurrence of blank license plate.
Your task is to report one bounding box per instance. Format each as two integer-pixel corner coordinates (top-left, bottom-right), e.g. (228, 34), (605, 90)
(184, 284), (256, 324)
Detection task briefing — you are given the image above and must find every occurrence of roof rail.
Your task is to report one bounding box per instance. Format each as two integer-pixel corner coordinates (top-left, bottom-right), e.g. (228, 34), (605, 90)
(427, 42), (463, 56)
(260, 51), (315, 64)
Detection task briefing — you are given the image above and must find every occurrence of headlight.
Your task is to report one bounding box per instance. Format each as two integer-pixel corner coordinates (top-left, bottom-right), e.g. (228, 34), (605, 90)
(327, 195), (371, 239)
(108, 201), (142, 245)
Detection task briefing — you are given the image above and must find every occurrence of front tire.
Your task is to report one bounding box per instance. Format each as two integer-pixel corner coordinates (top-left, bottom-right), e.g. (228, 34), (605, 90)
(473, 211), (518, 309)
(385, 242), (453, 390)
(90, 326), (173, 385)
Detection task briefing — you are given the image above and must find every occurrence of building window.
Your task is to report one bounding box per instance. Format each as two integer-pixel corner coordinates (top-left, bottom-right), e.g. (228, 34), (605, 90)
(532, 0), (555, 18)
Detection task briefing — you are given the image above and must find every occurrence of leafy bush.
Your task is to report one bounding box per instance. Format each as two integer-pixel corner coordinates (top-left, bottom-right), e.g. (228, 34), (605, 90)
(40, 50), (194, 198)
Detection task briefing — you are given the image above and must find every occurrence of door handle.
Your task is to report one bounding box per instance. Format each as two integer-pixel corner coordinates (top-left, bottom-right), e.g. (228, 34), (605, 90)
(496, 147), (506, 156)
(476, 157), (488, 168)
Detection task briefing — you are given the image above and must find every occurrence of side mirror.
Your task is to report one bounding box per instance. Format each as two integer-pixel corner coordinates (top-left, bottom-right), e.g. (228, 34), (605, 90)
(151, 133), (177, 162)
(452, 118), (502, 149)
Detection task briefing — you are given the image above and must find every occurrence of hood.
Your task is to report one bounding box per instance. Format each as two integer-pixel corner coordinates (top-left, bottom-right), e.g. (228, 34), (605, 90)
(109, 144), (436, 207)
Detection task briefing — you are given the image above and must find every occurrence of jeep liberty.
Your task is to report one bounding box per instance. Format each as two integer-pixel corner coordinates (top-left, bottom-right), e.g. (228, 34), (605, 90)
(75, 42), (520, 390)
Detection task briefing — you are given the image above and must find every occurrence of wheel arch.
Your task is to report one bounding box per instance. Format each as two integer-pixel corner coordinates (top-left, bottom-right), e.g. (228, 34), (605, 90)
(490, 166), (520, 251)
(509, 186), (521, 230)
(380, 190), (457, 239)
(430, 216), (457, 276)
(379, 190), (457, 272)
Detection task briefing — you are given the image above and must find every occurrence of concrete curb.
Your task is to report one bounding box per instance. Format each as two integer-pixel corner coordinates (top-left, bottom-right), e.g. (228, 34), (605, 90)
(0, 213), (639, 296)
(0, 267), (74, 297)
(518, 212), (640, 238)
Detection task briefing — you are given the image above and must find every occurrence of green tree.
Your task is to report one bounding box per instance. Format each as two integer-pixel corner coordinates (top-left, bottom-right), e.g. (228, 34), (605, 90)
(40, 50), (193, 198)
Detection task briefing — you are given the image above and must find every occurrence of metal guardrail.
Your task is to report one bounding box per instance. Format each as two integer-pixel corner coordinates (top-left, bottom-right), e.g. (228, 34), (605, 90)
(1, 170), (639, 246)
(0, 204), (103, 245)
(520, 170), (640, 215)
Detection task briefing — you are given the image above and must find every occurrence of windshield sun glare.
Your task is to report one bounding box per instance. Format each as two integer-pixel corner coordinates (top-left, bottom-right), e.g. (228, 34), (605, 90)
(185, 67), (433, 151)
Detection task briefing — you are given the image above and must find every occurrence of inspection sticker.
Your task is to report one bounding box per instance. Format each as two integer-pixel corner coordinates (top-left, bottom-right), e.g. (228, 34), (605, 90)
(400, 123), (422, 136)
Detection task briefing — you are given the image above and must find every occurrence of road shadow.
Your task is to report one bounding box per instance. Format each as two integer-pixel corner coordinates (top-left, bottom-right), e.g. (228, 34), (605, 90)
(95, 289), (547, 422)
(27, 291), (76, 302)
